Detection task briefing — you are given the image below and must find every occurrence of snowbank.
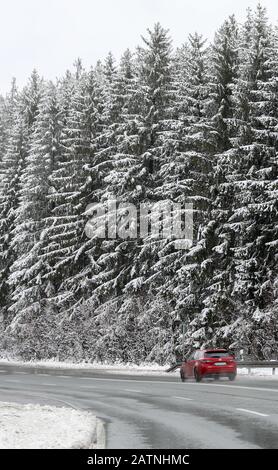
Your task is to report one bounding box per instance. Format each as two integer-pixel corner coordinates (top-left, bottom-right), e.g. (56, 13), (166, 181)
(0, 356), (168, 373)
(237, 367), (278, 377)
(0, 402), (104, 449)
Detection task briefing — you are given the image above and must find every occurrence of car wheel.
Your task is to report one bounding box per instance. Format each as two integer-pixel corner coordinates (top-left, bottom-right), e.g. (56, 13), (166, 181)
(180, 370), (187, 382)
(194, 368), (202, 382)
(229, 373), (236, 381)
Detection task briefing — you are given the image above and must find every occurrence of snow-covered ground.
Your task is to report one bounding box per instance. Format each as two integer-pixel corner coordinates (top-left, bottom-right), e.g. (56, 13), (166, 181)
(237, 367), (277, 377)
(0, 356), (168, 372)
(0, 402), (103, 449)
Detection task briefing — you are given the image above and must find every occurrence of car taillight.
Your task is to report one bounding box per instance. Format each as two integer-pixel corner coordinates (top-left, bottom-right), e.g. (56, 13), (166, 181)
(200, 360), (212, 364)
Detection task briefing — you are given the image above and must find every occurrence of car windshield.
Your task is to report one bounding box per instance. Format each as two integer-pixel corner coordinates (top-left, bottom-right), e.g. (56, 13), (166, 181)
(204, 351), (231, 358)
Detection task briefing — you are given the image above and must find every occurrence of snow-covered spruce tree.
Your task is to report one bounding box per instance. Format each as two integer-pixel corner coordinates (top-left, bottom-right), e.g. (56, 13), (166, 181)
(117, 33), (209, 361)
(232, 6), (278, 358)
(39, 69), (76, 306)
(135, 23), (172, 180)
(34, 64), (112, 362)
(204, 6), (277, 357)
(71, 26), (174, 363)
(181, 16), (241, 352)
(6, 81), (62, 358)
(69, 51), (148, 363)
(0, 73), (44, 347)
(0, 80), (23, 330)
(119, 24), (175, 363)
(154, 33), (215, 357)
(40, 67), (99, 319)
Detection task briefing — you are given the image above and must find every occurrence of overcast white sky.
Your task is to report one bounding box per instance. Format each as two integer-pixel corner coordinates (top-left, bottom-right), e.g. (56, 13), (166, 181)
(1, 0), (278, 94)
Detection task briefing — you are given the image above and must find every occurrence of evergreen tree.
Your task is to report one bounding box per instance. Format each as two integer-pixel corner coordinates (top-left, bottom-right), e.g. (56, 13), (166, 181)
(7, 83), (59, 349)
(163, 33), (213, 356)
(182, 16), (240, 351)
(42, 66), (104, 320)
(230, 5), (278, 357)
(0, 81), (23, 327)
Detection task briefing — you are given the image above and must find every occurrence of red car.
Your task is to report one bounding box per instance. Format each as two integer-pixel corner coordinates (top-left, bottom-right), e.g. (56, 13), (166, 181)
(180, 348), (237, 382)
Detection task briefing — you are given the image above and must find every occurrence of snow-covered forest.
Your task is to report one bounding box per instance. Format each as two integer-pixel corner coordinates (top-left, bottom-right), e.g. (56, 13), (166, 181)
(0, 4), (277, 363)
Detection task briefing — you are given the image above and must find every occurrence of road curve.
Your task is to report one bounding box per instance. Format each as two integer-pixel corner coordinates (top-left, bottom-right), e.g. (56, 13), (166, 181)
(0, 363), (278, 449)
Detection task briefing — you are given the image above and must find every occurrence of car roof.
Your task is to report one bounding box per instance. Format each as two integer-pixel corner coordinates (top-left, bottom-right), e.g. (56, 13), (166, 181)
(202, 348), (228, 352)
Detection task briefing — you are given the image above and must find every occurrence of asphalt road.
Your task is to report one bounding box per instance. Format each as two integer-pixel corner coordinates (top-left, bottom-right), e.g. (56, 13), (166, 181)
(0, 363), (278, 449)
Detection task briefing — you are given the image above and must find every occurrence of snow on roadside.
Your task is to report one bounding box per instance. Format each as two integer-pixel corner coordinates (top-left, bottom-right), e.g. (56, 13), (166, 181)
(1, 356), (278, 378)
(0, 356), (168, 372)
(237, 367), (278, 377)
(0, 402), (101, 449)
